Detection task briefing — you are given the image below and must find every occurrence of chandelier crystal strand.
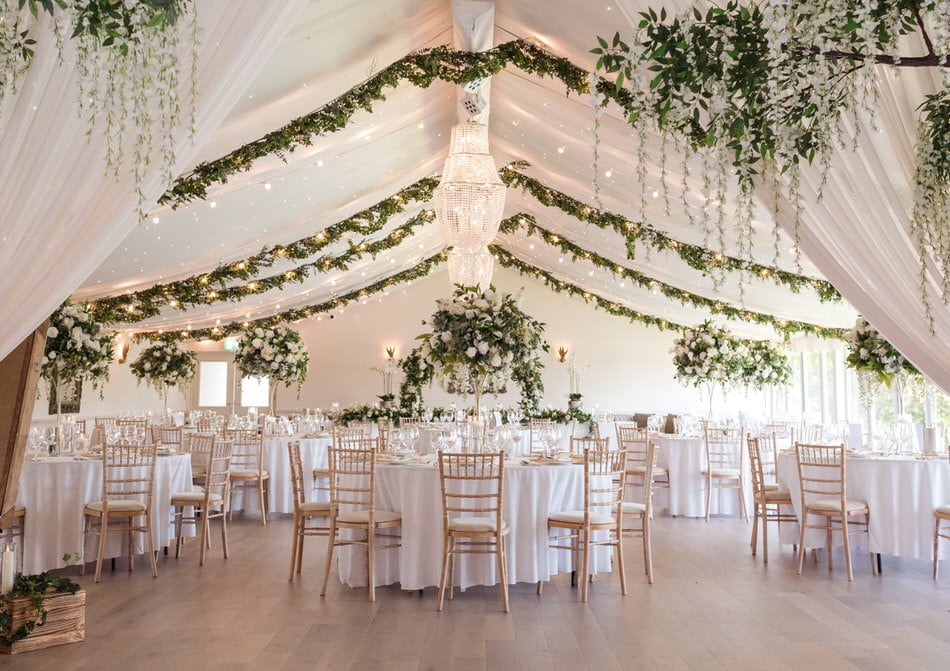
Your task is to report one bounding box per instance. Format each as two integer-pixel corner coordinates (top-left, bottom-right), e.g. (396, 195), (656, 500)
(434, 122), (506, 287)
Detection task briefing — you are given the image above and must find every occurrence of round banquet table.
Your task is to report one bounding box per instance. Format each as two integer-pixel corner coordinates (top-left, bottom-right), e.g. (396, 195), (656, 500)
(777, 452), (950, 559)
(652, 435), (752, 518)
(15, 452), (192, 574)
(335, 457), (612, 591)
(231, 435), (333, 516)
(415, 424), (574, 455)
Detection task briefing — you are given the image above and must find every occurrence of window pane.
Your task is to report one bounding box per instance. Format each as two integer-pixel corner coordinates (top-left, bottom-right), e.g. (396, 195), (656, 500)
(198, 361), (228, 407)
(241, 376), (269, 407)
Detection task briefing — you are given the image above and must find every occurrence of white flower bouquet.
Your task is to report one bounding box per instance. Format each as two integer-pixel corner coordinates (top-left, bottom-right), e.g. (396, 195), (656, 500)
(130, 340), (197, 395)
(671, 320), (747, 388)
(41, 302), (114, 395)
(234, 324), (309, 387)
(844, 317), (918, 385)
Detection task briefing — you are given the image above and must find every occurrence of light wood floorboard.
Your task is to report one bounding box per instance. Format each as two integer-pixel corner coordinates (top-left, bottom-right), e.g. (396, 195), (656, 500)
(1, 513), (949, 669)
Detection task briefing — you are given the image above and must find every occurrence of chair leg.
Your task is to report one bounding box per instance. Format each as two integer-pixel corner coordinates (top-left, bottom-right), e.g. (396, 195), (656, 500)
(867, 512), (876, 576)
(762, 505), (769, 564)
(79, 514), (89, 576)
(750, 503), (759, 555)
(842, 515), (854, 581)
(705, 475), (712, 523)
(643, 515), (653, 585)
(580, 528), (590, 603)
(826, 522), (834, 570)
(498, 535), (509, 613)
(367, 526), (376, 602)
(737, 478), (748, 522)
(437, 534), (451, 611)
(295, 517), (306, 575)
(259, 480), (267, 526)
(199, 507), (209, 567)
(447, 544), (456, 601)
(94, 514), (108, 583)
(220, 509), (230, 559)
(145, 515), (158, 578)
(796, 511), (807, 575)
(289, 514), (300, 581)
(320, 518), (337, 597)
(173, 506), (184, 558)
(615, 525), (627, 596)
(934, 518), (941, 580)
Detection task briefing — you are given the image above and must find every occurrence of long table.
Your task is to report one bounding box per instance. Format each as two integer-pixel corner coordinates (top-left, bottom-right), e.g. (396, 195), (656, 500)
(335, 457), (612, 591)
(777, 452), (950, 560)
(16, 452), (192, 574)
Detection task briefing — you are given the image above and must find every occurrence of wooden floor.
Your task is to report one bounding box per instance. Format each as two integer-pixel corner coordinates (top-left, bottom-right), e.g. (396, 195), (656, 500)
(3, 513), (950, 670)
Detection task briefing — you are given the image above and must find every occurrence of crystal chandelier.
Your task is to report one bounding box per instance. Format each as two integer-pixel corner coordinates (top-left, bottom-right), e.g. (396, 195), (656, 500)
(434, 122), (506, 287)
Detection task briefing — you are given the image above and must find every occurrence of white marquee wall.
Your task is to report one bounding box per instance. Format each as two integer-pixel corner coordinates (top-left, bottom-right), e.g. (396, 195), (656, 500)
(32, 266), (768, 422)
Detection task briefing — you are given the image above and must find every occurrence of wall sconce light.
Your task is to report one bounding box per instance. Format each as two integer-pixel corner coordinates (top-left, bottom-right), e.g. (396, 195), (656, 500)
(118, 342), (131, 364)
(385, 346), (397, 361)
(557, 345), (569, 363)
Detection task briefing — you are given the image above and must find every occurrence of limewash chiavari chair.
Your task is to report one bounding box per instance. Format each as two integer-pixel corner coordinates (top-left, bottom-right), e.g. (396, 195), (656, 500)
(288, 440), (331, 581)
(616, 423), (670, 493)
(313, 426), (367, 497)
(170, 438), (233, 565)
(795, 442), (874, 581)
(151, 425), (182, 448)
(621, 440), (656, 583)
(539, 447), (627, 602)
(321, 440), (401, 602)
(747, 435), (796, 563)
(436, 451), (509, 612)
(81, 442), (159, 582)
(569, 435), (609, 458)
(703, 425), (747, 522)
(229, 429), (269, 525)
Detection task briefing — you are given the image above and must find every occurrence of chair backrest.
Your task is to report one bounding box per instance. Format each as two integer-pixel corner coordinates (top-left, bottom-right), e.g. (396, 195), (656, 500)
(151, 425), (182, 447)
(334, 429), (374, 451)
(333, 426), (365, 447)
(288, 440), (308, 511)
(75, 419), (87, 435)
(624, 442), (657, 510)
(184, 432), (216, 467)
(795, 443), (846, 508)
(95, 416), (117, 428)
(569, 435), (609, 457)
(327, 443), (378, 512)
(705, 426), (744, 470)
(795, 425), (823, 445)
(230, 430), (263, 475)
(196, 418), (214, 433)
(747, 435), (769, 498)
(100, 442), (158, 510)
(582, 448), (627, 523)
(437, 451), (504, 532)
(89, 425), (106, 448)
(205, 438), (234, 504)
(377, 419), (393, 451)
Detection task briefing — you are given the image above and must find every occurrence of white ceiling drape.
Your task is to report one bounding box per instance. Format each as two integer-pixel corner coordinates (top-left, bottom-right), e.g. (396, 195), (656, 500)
(0, 0), (310, 361)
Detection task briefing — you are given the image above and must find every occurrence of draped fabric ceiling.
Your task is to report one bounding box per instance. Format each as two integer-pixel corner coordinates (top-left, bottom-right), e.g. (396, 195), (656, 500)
(4, 0), (948, 388)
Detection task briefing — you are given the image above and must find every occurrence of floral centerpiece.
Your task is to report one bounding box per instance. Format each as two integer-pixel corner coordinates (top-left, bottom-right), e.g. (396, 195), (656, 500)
(401, 285), (548, 416)
(740, 340), (792, 390)
(234, 325), (309, 415)
(41, 302), (114, 425)
(130, 340), (197, 410)
(671, 320), (747, 417)
(844, 317), (920, 412)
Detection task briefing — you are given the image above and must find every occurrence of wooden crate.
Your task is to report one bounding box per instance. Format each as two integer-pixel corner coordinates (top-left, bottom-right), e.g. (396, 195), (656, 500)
(0, 589), (85, 654)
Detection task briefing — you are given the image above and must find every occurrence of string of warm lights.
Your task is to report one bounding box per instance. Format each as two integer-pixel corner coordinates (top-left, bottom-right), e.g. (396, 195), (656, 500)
(499, 214), (845, 339)
(500, 168), (842, 303)
(132, 253), (447, 342)
(490, 245), (847, 341)
(91, 177), (440, 323)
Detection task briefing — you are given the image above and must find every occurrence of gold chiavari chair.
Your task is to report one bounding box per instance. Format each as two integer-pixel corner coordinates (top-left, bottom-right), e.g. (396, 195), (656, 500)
(539, 447), (627, 602)
(569, 435), (609, 458)
(170, 437), (233, 565)
(320, 440), (401, 601)
(81, 442), (158, 582)
(748, 435), (795, 563)
(151, 425), (182, 448)
(528, 418), (555, 454)
(617, 423), (670, 493)
(436, 451), (509, 612)
(288, 440), (331, 581)
(621, 441), (656, 584)
(795, 443), (874, 581)
(229, 429), (269, 525)
(703, 426), (747, 522)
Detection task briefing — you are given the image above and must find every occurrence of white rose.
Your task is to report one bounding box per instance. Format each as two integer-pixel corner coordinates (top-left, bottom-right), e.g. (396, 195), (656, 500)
(47, 326), (59, 338)
(466, 347), (477, 358)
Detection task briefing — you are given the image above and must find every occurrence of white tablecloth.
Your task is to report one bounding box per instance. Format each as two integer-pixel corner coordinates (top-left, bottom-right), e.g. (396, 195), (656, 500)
(336, 459), (611, 591)
(16, 453), (192, 574)
(777, 453), (950, 560)
(653, 435), (751, 518)
(233, 435), (332, 515)
(416, 424), (574, 455)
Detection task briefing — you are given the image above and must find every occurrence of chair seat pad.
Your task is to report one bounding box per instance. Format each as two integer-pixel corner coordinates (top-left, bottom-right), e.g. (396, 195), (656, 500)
(85, 500), (146, 513)
(336, 509), (401, 525)
(170, 491), (223, 505)
(448, 516), (509, 533)
(763, 489), (792, 503)
(230, 468), (268, 480)
(703, 468), (740, 477)
(807, 498), (868, 513)
(934, 504), (950, 517)
(300, 501), (332, 514)
(548, 510), (615, 525)
(621, 501), (647, 515)
(763, 483), (779, 491)
(628, 466), (669, 477)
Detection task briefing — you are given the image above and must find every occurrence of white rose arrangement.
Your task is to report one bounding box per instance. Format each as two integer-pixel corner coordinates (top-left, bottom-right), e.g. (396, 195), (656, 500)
(844, 317), (919, 384)
(671, 320), (747, 388)
(741, 340), (792, 390)
(234, 324), (309, 388)
(41, 301), (114, 397)
(130, 340), (197, 393)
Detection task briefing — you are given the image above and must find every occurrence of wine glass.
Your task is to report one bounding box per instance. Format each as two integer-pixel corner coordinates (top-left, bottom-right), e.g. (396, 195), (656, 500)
(511, 431), (523, 455)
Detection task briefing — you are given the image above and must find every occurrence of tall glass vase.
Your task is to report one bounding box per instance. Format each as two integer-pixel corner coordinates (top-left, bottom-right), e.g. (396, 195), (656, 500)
(270, 385), (279, 417)
(705, 382), (717, 420)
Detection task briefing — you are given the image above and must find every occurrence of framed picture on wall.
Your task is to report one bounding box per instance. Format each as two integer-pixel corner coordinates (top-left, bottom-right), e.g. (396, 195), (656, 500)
(48, 380), (83, 415)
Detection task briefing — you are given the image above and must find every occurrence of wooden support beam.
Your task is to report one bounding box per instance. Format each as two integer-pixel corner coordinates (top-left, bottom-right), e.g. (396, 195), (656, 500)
(0, 321), (48, 518)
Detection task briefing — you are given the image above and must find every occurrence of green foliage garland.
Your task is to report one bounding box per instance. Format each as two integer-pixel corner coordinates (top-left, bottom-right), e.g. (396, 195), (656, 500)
(0, 573), (82, 648)
(501, 168), (840, 303)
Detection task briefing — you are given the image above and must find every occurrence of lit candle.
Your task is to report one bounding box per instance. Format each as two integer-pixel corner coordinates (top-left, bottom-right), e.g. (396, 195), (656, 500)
(1, 544), (15, 593)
